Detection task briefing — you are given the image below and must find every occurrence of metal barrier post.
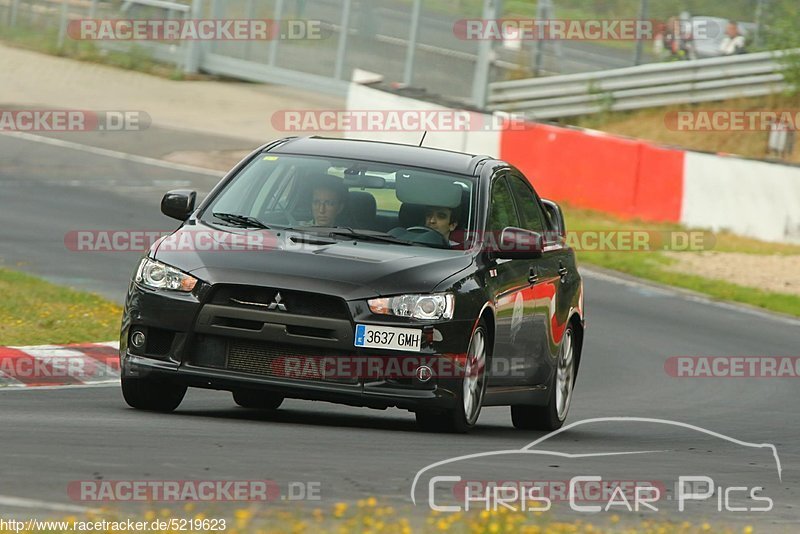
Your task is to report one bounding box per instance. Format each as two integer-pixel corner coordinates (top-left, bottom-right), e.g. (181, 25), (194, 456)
(9, 0), (20, 26)
(402, 0), (422, 86)
(268, 0), (284, 65)
(244, 0), (254, 60)
(471, 0), (495, 108)
(57, 0), (69, 49)
(334, 0), (352, 80)
(184, 0), (204, 73)
(634, 0), (649, 66)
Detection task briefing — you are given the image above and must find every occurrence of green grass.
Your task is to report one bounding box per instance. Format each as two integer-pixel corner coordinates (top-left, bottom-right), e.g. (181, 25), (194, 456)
(0, 269), (122, 346)
(0, 24), (187, 79)
(563, 205), (800, 317)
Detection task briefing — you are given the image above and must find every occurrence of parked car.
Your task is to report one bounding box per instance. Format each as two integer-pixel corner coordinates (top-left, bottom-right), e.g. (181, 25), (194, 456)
(119, 137), (585, 432)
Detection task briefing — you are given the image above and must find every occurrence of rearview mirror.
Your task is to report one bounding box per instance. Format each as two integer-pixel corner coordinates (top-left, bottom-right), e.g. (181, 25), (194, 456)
(491, 227), (543, 259)
(161, 190), (196, 221)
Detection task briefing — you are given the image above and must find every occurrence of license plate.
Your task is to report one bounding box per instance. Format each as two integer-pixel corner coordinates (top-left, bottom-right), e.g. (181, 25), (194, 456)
(354, 324), (422, 352)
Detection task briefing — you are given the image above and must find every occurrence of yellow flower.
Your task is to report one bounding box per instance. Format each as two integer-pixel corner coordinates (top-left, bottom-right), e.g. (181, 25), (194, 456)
(610, 515), (620, 524)
(183, 502), (195, 513)
(743, 527), (754, 534)
(333, 502), (348, 518)
(366, 496), (378, 507)
(437, 518), (449, 531)
(702, 523), (712, 531)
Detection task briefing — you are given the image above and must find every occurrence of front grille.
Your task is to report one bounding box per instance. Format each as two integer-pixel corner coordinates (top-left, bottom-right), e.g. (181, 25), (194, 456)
(209, 285), (350, 320)
(226, 339), (358, 384)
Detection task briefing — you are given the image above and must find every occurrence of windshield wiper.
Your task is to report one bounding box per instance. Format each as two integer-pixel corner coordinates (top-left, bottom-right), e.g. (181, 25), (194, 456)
(327, 227), (413, 246)
(212, 212), (272, 230)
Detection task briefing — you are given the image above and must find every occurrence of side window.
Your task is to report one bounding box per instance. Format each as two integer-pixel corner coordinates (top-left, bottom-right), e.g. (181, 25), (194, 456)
(488, 177), (520, 232)
(507, 175), (546, 234)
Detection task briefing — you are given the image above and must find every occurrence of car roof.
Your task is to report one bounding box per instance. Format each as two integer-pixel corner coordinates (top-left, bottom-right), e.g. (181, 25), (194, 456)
(267, 136), (492, 176)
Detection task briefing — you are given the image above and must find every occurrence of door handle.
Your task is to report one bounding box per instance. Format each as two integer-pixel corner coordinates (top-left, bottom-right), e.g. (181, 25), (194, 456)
(558, 262), (569, 280)
(528, 267), (539, 284)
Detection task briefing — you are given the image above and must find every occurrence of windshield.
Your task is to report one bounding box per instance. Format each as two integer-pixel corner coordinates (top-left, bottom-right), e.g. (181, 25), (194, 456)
(202, 153), (476, 249)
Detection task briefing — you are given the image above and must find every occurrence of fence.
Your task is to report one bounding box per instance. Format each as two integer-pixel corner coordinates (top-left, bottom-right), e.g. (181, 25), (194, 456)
(488, 50), (793, 119)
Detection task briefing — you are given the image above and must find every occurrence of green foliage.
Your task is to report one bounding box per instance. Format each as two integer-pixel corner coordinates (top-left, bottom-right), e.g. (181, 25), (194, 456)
(762, 0), (800, 94)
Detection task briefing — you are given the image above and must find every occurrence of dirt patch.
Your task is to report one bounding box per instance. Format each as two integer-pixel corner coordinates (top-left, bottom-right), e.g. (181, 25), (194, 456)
(664, 251), (800, 296)
(162, 150), (252, 172)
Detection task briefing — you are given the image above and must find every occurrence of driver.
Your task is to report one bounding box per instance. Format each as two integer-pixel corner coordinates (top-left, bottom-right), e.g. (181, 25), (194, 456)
(424, 205), (459, 243)
(304, 178), (347, 226)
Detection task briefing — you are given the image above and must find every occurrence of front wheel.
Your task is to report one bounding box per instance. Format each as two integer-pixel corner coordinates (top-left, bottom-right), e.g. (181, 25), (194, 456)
(416, 320), (489, 433)
(511, 324), (576, 431)
(121, 376), (186, 412)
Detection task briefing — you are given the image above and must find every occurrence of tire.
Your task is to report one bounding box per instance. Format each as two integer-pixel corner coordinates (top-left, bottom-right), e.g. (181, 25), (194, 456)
(416, 319), (489, 433)
(121, 376), (186, 412)
(232, 390), (284, 410)
(511, 323), (576, 431)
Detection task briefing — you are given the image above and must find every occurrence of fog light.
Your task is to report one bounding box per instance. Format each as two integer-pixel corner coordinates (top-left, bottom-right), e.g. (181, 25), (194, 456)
(131, 330), (146, 349)
(415, 365), (433, 383)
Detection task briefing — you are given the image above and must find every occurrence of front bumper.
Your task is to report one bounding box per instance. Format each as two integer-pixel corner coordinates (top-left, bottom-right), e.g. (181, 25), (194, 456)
(121, 281), (475, 411)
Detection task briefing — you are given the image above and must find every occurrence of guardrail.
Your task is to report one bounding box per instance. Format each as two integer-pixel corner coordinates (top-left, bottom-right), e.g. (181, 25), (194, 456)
(488, 50), (795, 119)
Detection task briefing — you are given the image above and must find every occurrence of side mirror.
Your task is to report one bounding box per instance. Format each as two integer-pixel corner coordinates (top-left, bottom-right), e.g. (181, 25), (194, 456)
(541, 199), (566, 239)
(161, 190), (196, 221)
(492, 227), (543, 259)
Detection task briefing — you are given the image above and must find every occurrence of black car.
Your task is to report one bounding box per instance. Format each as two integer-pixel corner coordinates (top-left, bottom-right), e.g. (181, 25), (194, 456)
(120, 137), (585, 432)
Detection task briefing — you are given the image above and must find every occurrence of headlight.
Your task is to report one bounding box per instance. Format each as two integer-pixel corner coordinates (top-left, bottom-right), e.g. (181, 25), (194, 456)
(135, 258), (198, 292)
(368, 293), (454, 320)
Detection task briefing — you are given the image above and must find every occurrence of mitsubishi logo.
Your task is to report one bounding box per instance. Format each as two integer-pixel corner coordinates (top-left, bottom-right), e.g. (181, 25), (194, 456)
(268, 292), (287, 312)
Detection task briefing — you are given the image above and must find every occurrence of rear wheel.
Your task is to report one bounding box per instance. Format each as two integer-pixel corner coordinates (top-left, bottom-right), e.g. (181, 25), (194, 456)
(511, 324), (575, 431)
(121, 376), (186, 412)
(416, 320), (489, 433)
(233, 390), (284, 410)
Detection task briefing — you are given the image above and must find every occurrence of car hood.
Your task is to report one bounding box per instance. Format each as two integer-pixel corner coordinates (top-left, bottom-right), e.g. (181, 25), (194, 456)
(153, 224), (474, 300)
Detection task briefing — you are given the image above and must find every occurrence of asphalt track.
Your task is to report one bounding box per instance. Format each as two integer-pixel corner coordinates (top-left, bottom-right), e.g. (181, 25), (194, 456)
(0, 129), (798, 531)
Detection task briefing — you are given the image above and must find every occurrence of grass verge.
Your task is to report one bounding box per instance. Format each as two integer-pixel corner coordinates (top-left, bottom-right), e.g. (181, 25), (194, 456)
(0, 499), (756, 534)
(0, 268), (121, 346)
(564, 205), (800, 317)
(0, 25), (190, 80)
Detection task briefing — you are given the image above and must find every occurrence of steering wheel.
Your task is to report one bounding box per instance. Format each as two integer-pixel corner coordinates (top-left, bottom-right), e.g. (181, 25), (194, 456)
(406, 226), (450, 248)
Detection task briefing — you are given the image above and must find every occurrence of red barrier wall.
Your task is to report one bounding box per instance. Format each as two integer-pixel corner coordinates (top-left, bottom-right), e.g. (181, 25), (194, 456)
(500, 124), (684, 222)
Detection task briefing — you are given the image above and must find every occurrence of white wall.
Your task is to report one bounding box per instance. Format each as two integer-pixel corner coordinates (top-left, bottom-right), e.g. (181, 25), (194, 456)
(345, 84), (501, 158)
(682, 151), (800, 244)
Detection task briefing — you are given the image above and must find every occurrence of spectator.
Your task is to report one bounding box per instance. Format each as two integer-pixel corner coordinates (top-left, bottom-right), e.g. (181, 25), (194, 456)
(719, 21), (747, 55)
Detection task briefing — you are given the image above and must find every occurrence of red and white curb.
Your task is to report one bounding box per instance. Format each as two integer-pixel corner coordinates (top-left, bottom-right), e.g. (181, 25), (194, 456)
(0, 341), (119, 388)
